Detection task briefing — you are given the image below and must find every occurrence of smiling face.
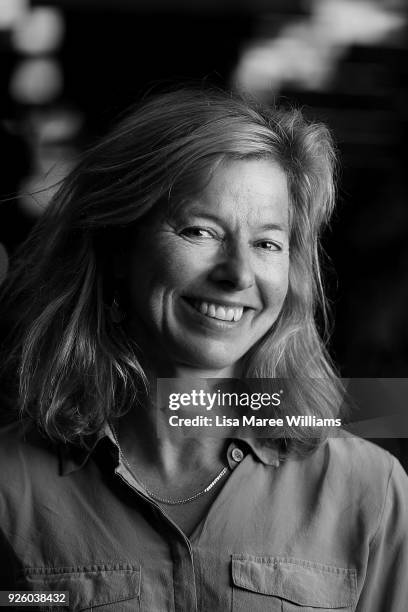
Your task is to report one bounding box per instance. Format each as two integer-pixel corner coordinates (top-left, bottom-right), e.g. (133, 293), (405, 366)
(125, 158), (290, 376)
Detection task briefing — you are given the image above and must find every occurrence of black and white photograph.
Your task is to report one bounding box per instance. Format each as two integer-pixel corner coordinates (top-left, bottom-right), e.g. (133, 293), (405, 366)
(0, 1), (408, 610)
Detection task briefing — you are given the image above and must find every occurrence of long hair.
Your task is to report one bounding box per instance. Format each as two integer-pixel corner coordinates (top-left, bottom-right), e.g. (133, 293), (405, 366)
(0, 87), (343, 452)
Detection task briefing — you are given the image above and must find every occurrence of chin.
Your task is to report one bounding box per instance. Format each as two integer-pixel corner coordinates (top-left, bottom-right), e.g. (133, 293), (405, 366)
(172, 341), (244, 374)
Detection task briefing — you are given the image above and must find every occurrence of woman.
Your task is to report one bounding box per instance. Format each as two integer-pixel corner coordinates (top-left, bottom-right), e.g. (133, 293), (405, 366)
(0, 88), (407, 611)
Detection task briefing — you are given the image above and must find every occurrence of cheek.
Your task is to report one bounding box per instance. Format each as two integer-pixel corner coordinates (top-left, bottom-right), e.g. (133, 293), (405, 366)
(155, 243), (210, 289)
(263, 262), (289, 311)
(130, 245), (205, 301)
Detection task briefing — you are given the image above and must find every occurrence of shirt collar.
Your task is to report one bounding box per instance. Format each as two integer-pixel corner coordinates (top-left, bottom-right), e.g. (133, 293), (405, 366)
(59, 424), (282, 476)
(238, 435), (281, 467)
(58, 427), (108, 475)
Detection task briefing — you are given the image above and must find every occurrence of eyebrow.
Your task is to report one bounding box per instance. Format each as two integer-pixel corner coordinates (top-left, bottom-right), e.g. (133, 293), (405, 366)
(182, 211), (288, 233)
(260, 223), (288, 232)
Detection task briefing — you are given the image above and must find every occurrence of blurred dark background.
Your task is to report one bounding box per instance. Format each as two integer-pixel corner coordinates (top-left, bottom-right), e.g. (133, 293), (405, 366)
(0, 0), (407, 461)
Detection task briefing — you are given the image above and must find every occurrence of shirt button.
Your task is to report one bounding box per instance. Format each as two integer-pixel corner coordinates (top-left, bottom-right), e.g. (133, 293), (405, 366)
(231, 448), (244, 463)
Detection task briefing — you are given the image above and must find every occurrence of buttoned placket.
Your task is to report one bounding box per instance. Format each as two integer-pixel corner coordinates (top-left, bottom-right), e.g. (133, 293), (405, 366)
(230, 446), (245, 464)
(110, 439), (250, 612)
(58, 429), (280, 611)
(114, 452), (199, 612)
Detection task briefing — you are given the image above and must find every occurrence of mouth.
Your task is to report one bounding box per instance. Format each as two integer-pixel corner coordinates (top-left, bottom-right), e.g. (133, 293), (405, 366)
(183, 298), (246, 322)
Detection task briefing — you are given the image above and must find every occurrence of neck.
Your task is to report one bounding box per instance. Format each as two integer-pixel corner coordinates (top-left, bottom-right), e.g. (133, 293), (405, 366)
(115, 325), (241, 479)
(116, 363), (237, 482)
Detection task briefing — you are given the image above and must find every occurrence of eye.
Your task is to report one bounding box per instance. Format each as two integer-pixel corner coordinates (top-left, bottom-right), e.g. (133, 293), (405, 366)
(255, 240), (282, 252)
(180, 227), (217, 239)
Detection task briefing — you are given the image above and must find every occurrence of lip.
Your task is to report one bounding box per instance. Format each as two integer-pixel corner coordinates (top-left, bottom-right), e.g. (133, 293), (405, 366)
(180, 297), (252, 330)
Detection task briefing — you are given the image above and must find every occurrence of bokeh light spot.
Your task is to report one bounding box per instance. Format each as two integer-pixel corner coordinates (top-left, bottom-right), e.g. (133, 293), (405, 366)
(11, 6), (65, 55)
(9, 58), (63, 104)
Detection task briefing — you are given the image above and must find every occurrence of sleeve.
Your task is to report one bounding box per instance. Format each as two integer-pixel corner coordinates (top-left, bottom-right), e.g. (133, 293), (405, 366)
(0, 492), (22, 589)
(356, 456), (408, 611)
(0, 527), (19, 589)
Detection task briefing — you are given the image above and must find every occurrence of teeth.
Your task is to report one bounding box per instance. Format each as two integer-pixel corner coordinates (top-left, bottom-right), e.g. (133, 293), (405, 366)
(193, 300), (244, 322)
(215, 306), (226, 320)
(225, 308), (234, 322)
(233, 309), (242, 322)
(200, 302), (208, 315)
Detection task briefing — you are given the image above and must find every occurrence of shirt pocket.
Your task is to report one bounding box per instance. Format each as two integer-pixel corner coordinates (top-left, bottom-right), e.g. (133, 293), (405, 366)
(231, 555), (357, 612)
(17, 563), (141, 611)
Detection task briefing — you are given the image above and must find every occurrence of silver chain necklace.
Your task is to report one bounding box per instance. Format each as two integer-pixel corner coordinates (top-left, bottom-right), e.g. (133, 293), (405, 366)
(110, 424), (229, 505)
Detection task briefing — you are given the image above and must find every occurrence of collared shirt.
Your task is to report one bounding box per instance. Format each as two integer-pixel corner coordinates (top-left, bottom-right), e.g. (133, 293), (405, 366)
(1, 421), (408, 611)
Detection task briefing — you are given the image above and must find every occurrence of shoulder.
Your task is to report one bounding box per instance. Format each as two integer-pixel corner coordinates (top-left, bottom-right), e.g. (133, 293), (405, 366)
(317, 436), (407, 520)
(286, 435), (397, 484)
(0, 421), (59, 499)
(281, 436), (408, 548)
(0, 419), (54, 456)
(320, 435), (401, 486)
(324, 435), (394, 476)
(281, 436), (407, 524)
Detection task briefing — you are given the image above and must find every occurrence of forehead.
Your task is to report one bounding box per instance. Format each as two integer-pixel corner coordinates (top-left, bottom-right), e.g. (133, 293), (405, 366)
(186, 158), (289, 228)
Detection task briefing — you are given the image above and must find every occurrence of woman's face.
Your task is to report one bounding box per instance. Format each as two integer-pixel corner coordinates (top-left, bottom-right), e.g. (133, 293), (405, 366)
(126, 158), (290, 374)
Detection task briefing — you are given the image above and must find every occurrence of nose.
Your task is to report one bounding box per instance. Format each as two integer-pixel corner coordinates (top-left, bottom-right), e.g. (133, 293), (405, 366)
(210, 240), (255, 290)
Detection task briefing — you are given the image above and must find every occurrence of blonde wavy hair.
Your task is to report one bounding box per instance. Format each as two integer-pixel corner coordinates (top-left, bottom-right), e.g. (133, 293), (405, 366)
(0, 87), (343, 453)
